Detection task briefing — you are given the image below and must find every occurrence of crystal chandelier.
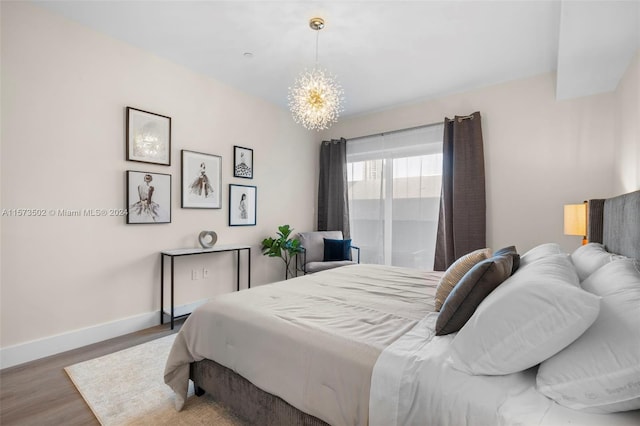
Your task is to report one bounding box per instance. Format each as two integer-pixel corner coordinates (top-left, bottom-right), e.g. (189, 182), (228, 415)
(288, 17), (344, 131)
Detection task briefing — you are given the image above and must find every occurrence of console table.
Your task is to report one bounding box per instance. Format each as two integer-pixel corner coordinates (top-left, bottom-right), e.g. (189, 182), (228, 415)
(160, 244), (251, 329)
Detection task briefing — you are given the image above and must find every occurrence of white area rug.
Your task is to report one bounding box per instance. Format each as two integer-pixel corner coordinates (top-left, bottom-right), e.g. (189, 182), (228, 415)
(65, 334), (244, 425)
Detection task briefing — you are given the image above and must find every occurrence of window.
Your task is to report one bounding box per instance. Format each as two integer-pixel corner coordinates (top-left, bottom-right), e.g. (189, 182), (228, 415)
(347, 123), (444, 270)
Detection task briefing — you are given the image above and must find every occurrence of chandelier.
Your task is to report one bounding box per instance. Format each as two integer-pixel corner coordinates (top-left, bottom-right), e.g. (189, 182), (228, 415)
(288, 17), (344, 131)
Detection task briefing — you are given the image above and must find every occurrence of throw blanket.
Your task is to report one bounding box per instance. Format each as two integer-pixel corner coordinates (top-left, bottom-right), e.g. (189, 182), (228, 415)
(164, 264), (440, 426)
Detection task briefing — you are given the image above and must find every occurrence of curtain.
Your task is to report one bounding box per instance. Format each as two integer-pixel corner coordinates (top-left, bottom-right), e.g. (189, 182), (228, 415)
(317, 138), (350, 238)
(347, 124), (444, 269)
(434, 111), (486, 271)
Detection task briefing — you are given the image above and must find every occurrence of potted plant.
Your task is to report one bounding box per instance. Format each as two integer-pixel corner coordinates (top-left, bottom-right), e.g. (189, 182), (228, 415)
(261, 224), (303, 280)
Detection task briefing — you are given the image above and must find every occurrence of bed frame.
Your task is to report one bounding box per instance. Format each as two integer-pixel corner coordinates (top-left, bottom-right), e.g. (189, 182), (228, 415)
(191, 360), (328, 425)
(190, 189), (640, 425)
(587, 189), (640, 259)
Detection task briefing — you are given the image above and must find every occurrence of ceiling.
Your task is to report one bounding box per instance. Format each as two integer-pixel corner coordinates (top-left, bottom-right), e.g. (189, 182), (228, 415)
(33, 1), (639, 118)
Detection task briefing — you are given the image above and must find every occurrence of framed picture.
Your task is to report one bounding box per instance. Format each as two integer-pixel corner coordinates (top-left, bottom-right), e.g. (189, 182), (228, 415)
(229, 184), (256, 226)
(233, 146), (253, 179)
(181, 150), (222, 209)
(126, 107), (171, 166)
(126, 171), (171, 224)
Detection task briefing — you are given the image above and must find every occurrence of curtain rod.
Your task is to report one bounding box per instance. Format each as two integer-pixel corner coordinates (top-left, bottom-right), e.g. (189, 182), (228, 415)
(346, 114), (473, 142)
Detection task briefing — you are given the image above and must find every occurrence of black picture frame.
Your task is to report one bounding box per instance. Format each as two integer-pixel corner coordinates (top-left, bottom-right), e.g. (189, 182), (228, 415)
(181, 150), (222, 209)
(126, 170), (171, 224)
(233, 146), (253, 179)
(126, 107), (171, 166)
(229, 184), (256, 226)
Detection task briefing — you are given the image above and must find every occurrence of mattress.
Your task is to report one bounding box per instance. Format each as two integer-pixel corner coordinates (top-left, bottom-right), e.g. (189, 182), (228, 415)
(164, 264), (440, 426)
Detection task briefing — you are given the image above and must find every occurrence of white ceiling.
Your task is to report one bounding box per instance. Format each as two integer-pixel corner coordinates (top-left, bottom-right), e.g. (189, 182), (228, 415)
(33, 0), (639, 117)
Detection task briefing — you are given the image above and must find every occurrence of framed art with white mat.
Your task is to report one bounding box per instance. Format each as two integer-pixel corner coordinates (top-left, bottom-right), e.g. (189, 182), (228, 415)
(229, 184), (256, 226)
(126, 171), (171, 224)
(181, 150), (222, 209)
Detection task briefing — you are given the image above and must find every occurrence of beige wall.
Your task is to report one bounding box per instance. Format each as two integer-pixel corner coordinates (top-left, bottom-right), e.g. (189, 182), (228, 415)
(320, 73), (620, 253)
(614, 50), (640, 194)
(0, 3), (317, 359)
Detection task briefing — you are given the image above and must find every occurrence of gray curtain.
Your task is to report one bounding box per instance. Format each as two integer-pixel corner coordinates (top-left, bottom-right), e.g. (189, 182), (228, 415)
(434, 111), (486, 271)
(317, 138), (350, 238)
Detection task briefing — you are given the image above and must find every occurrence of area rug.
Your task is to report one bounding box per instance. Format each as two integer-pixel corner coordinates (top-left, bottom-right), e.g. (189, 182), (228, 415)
(65, 334), (244, 425)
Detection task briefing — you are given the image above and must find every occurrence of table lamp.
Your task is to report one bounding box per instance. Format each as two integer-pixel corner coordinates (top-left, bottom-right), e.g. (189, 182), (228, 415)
(564, 202), (587, 245)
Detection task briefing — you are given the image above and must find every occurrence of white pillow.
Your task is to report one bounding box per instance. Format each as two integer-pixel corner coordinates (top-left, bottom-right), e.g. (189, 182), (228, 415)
(537, 259), (640, 413)
(509, 253), (579, 287)
(450, 254), (600, 375)
(571, 242), (627, 281)
(519, 242), (564, 268)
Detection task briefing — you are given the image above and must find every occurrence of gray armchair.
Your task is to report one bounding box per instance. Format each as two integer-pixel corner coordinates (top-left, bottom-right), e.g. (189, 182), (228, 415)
(297, 231), (360, 275)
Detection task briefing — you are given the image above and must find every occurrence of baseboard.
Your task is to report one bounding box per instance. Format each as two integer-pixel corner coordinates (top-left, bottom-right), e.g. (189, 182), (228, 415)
(0, 300), (208, 369)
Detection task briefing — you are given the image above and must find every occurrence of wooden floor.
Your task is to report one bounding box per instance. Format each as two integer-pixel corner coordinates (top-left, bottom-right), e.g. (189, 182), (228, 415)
(0, 320), (184, 426)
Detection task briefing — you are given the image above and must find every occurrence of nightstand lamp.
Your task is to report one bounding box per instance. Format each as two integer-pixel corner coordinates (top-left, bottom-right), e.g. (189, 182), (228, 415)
(564, 202), (588, 245)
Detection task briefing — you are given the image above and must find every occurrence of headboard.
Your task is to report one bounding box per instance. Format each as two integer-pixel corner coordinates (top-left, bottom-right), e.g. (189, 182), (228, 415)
(588, 190), (640, 259)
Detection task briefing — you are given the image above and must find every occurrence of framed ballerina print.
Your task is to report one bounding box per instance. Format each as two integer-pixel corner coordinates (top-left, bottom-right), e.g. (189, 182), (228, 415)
(126, 171), (171, 224)
(181, 150), (222, 209)
(229, 184), (256, 226)
(233, 146), (253, 179)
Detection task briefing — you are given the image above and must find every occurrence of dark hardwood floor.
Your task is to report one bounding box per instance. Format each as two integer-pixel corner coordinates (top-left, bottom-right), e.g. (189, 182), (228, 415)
(0, 320), (184, 426)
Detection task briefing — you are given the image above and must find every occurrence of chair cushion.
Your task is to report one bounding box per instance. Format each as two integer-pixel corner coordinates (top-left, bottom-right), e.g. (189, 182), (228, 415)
(305, 260), (356, 273)
(324, 238), (352, 261)
(298, 231), (343, 263)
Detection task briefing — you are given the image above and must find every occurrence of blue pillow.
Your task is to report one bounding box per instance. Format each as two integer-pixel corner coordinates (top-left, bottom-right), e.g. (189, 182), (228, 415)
(323, 238), (352, 261)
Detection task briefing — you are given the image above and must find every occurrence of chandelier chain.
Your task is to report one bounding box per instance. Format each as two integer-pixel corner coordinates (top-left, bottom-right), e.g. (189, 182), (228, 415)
(315, 29), (319, 66)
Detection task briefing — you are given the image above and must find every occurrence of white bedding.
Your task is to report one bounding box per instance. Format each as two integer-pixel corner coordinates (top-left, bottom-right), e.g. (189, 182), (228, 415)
(164, 264), (440, 426)
(370, 313), (640, 426)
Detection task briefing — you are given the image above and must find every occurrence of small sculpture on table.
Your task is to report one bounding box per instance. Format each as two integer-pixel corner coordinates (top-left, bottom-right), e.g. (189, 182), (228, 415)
(198, 231), (218, 248)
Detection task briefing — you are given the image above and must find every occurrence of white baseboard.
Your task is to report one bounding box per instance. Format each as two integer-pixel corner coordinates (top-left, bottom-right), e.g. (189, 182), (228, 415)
(0, 300), (208, 370)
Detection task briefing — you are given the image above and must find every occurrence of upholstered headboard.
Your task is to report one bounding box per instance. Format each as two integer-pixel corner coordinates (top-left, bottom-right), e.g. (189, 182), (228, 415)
(588, 190), (640, 259)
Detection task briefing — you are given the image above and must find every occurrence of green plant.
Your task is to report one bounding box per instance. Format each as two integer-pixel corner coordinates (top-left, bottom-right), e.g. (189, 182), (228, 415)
(261, 224), (303, 279)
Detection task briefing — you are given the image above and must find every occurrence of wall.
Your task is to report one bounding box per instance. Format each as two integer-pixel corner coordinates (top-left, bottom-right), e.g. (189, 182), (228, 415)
(320, 73), (619, 254)
(614, 50), (640, 194)
(0, 2), (317, 367)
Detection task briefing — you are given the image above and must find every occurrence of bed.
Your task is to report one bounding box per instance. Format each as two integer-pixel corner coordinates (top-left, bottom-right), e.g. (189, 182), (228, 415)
(165, 189), (640, 425)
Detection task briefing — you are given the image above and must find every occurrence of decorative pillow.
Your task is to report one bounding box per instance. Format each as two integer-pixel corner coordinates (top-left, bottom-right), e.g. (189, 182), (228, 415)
(434, 248), (492, 311)
(436, 255), (513, 336)
(537, 259), (640, 413)
(323, 238), (352, 261)
(571, 242), (627, 281)
(493, 245), (520, 275)
(450, 254), (600, 375)
(518, 242), (564, 268)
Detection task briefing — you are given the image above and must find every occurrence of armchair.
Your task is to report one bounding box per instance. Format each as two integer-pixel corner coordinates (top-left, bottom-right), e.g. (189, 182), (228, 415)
(296, 231), (360, 275)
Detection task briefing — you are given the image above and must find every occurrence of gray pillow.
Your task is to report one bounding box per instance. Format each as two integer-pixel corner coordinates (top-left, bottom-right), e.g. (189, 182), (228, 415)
(434, 248), (492, 311)
(494, 245), (520, 275)
(436, 255), (513, 336)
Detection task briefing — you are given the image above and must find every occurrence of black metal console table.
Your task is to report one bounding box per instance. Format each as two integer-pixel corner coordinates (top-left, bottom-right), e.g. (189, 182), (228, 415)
(160, 244), (251, 329)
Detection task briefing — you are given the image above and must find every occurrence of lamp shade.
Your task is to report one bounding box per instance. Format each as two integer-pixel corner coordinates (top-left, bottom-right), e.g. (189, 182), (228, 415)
(564, 203), (587, 236)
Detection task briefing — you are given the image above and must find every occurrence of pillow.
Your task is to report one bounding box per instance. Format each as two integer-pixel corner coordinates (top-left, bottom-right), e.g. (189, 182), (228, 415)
(323, 238), (352, 261)
(537, 259), (640, 413)
(571, 242), (627, 281)
(436, 255), (513, 336)
(519, 242), (564, 268)
(507, 253), (580, 287)
(434, 248), (492, 311)
(493, 245), (520, 275)
(450, 254), (600, 375)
